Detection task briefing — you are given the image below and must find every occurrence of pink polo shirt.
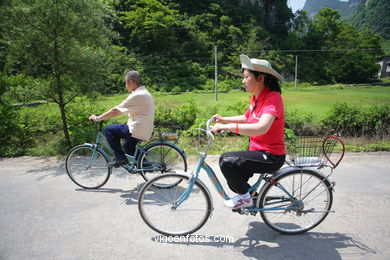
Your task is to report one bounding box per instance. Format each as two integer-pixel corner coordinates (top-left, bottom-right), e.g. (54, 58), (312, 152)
(244, 87), (285, 155)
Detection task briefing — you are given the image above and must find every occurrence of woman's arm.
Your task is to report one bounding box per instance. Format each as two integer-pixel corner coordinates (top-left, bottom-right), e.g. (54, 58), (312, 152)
(213, 114), (248, 124)
(212, 114), (275, 136)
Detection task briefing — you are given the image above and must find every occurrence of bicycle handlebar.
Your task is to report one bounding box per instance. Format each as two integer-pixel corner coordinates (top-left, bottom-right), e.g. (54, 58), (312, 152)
(88, 118), (104, 131)
(205, 116), (226, 140)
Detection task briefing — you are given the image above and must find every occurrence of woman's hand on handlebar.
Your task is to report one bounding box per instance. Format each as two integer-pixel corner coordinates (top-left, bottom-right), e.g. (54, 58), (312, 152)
(212, 114), (225, 123)
(211, 123), (226, 135)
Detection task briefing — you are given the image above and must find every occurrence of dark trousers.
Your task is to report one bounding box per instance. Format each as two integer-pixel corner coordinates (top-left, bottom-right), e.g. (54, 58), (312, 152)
(219, 150), (285, 194)
(104, 124), (139, 160)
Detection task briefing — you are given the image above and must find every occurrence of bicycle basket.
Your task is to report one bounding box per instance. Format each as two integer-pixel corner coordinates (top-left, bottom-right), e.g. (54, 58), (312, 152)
(287, 136), (345, 169)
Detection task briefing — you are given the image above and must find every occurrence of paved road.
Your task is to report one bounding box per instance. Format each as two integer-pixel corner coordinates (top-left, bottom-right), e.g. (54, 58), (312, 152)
(1, 152), (390, 260)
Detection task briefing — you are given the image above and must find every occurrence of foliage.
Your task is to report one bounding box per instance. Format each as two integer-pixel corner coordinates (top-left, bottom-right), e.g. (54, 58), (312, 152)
(322, 102), (390, 138)
(3, 0), (119, 145)
(0, 79), (33, 156)
(297, 8), (383, 84)
(66, 99), (106, 147)
(285, 110), (320, 136)
(154, 99), (198, 131)
(351, 0), (390, 40)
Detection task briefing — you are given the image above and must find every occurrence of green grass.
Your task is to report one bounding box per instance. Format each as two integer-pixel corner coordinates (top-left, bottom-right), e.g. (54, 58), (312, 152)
(282, 85), (390, 119)
(94, 85), (390, 119)
(26, 84), (390, 122)
(18, 84), (390, 156)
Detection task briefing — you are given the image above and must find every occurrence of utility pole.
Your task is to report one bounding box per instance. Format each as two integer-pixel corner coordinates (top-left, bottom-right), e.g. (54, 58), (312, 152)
(214, 45), (218, 101)
(295, 55), (298, 88)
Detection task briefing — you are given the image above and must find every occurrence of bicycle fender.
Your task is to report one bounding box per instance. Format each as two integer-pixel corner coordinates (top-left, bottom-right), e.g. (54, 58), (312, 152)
(143, 141), (187, 158)
(258, 167), (332, 196)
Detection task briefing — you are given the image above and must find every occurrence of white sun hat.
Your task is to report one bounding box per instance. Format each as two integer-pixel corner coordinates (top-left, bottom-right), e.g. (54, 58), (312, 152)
(240, 54), (284, 81)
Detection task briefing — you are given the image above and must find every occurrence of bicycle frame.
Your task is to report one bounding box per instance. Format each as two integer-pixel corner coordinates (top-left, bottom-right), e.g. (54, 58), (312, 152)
(173, 118), (331, 213)
(85, 122), (184, 174)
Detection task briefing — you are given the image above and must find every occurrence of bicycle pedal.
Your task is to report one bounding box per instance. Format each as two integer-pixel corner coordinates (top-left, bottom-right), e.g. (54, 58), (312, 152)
(231, 208), (245, 215)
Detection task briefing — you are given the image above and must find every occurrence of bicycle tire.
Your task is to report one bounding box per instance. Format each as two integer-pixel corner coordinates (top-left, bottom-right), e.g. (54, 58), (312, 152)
(138, 173), (212, 236)
(137, 142), (187, 182)
(257, 169), (333, 234)
(65, 145), (111, 189)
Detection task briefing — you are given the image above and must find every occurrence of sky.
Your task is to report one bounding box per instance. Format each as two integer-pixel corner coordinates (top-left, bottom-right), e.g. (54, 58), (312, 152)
(288, 0), (307, 12)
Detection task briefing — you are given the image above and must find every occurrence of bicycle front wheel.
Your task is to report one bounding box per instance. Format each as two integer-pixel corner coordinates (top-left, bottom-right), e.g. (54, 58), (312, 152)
(257, 169), (333, 234)
(138, 143), (187, 182)
(138, 174), (212, 236)
(65, 145), (111, 189)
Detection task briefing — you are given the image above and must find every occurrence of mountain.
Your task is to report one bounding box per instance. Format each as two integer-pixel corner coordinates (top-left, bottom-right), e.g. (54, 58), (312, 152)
(351, 0), (390, 39)
(303, 0), (361, 19)
(303, 0), (389, 39)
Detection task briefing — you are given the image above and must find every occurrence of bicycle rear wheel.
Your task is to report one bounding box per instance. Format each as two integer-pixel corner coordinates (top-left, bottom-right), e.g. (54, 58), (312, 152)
(138, 143), (187, 182)
(65, 145), (111, 189)
(138, 174), (212, 236)
(257, 169), (333, 234)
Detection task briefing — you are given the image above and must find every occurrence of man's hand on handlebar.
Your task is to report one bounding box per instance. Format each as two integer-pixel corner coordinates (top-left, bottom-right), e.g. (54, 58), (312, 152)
(89, 114), (101, 122)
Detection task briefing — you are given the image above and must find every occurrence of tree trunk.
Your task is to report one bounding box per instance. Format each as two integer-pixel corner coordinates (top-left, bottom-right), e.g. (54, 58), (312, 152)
(55, 74), (71, 147)
(53, 24), (71, 147)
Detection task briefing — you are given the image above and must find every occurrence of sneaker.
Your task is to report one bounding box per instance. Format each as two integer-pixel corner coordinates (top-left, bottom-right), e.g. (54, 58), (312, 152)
(224, 194), (253, 209)
(108, 158), (129, 168)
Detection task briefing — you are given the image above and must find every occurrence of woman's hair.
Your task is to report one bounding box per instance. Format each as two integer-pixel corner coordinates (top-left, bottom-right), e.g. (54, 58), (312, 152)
(249, 70), (281, 94)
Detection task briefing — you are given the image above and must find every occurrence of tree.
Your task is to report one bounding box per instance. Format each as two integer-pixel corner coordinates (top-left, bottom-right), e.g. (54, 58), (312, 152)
(299, 8), (383, 84)
(325, 25), (383, 83)
(4, 0), (117, 146)
(121, 0), (183, 54)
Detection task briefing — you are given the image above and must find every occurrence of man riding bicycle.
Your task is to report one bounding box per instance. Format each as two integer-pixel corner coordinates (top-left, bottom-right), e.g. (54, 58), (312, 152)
(89, 71), (155, 168)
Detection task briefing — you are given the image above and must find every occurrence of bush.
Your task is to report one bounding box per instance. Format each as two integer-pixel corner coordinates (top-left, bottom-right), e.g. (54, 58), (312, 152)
(155, 99), (198, 132)
(285, 110), (320, 136)
(66, 99), (105, 147)
(0, 82), (33, 156)
(321, 102), (390, 138)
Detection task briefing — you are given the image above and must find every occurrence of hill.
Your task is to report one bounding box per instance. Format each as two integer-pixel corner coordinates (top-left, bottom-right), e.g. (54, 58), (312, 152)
(351, 0), (390, 39)
(303, 0), (360, 19)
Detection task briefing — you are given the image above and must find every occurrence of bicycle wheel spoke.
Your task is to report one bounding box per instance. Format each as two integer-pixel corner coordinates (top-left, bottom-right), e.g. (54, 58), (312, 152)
(139, 143), (187, 183)
(258, 170), (333, 234)
(65, 145), (110, 189)
(138, 174), (211, 236)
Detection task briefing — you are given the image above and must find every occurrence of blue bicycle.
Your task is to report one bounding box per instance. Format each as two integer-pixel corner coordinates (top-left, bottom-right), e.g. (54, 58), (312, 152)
(65, 121), (187, 189)
(138, 117), (345, 236)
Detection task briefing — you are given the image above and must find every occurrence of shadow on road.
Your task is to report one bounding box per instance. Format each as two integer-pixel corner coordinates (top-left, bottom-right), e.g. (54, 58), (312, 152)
(73, 182), (146, 206)
(234, 222), (377, 259)
(149, 221), (377, 259)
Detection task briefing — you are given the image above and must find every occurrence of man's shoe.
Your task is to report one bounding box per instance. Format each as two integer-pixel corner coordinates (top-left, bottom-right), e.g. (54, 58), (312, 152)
(108, 158), (129, 168)
(224, 194), (253, 209)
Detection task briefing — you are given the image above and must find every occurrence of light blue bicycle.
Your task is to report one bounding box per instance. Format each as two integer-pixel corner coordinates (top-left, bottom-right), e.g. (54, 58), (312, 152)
(65, 121), (187, 189)
(138, 117), (345, 236)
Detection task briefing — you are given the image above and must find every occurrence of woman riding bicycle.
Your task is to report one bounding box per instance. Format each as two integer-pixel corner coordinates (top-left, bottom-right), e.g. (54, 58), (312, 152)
(211, 54), (286, 209)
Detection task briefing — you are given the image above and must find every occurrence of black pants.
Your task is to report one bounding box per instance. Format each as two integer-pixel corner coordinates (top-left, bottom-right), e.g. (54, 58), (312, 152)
(219, 150), (286, 194)
(104, 124), (139, 160)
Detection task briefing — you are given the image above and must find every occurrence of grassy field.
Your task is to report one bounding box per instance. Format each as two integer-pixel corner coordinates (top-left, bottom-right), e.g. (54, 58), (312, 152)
(91, 85), (390, 120)
(26, 84), (389, 117)
(19, 84), (389, 156)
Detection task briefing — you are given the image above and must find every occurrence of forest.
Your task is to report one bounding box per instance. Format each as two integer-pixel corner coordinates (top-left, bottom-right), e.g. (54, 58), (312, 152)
(0, 0), (388, 156)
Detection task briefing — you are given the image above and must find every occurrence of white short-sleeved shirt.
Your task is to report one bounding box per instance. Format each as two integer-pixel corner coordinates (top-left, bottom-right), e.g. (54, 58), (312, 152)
(115, 86), (154, 140)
